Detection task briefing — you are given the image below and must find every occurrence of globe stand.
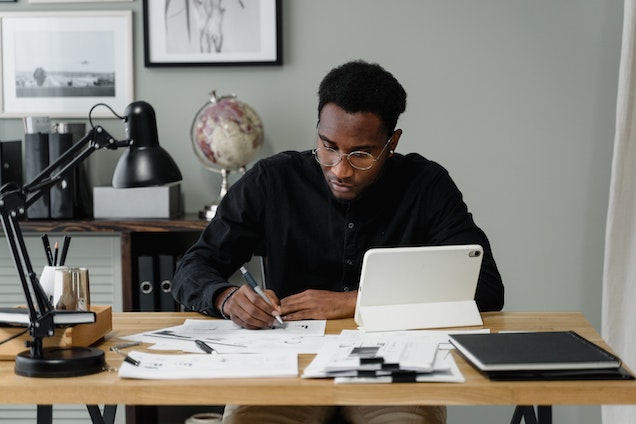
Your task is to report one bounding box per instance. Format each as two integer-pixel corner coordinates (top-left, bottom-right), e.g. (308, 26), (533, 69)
(200, 167), (246, 220)
(199, 169), (229, 220)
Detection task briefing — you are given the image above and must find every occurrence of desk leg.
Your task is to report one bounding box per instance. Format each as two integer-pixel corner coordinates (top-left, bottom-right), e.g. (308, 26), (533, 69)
(87, 405), (118, 424)
(511, 406), (552, 424)
(511, 406), (537, 424)
(537, 405), (552, 424)
(37, 405), (52, 424)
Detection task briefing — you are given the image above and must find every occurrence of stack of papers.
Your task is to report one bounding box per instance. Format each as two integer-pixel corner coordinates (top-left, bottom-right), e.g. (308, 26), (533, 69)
(303, 330), (465, 384)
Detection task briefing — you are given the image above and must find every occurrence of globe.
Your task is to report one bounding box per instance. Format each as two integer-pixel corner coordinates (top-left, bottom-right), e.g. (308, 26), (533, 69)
(191, 91), (264, 220)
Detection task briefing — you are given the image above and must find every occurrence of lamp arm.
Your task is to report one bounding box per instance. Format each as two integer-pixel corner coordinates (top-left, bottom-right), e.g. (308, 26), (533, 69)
(0, 125), (129, 359)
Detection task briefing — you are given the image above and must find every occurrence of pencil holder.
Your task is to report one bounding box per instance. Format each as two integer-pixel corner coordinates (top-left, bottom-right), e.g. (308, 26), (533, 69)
(39, 265), (68, 304)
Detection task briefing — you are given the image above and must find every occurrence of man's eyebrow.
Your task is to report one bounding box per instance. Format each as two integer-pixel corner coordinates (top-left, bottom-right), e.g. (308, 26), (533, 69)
(317, 133), (377, 150)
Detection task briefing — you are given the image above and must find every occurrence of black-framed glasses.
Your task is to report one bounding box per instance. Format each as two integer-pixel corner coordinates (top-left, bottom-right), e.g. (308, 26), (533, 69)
(312, 135), (393, 171)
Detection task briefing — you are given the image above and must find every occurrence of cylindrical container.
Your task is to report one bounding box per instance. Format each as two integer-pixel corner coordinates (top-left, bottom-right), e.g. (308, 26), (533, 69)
(53, 267), (90, 311)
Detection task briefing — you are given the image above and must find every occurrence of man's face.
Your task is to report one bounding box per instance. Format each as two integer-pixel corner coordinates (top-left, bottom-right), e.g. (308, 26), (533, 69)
(316, 103), (399, 201)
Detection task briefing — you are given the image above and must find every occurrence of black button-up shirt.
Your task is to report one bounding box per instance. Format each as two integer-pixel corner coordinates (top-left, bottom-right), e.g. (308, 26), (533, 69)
(173, 150), (504, 317)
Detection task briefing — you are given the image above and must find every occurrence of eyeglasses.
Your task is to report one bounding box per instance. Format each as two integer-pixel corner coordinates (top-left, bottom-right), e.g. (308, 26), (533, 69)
(312, 135), (393, 171)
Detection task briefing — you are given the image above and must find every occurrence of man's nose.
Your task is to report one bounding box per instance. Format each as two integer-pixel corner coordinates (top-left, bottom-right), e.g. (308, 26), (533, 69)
(330, 157), (355, 179)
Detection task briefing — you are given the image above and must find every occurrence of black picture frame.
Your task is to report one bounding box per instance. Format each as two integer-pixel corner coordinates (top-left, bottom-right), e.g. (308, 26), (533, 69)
(143, 0), (282, 67)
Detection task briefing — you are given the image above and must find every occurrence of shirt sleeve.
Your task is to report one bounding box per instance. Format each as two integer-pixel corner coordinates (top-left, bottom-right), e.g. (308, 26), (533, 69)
(172, 164), (267, 316)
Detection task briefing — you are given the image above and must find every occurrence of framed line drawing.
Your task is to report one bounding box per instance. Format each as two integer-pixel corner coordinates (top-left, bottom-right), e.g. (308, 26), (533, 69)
(28, 0), (131, 3)
(143, 0), (282, 67)
(0, 11), (133, 118)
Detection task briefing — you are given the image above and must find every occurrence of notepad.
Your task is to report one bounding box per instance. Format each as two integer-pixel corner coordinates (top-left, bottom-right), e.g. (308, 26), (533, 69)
(450, 331), (622, 371)
(0, 307), (96, 326)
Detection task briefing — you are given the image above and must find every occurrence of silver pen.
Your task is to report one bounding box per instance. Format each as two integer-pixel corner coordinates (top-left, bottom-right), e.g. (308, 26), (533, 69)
(240, 266), (284, 325)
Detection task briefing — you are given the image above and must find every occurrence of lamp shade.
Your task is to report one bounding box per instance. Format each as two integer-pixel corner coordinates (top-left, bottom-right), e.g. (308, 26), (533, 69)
(112, 101), (183, 188)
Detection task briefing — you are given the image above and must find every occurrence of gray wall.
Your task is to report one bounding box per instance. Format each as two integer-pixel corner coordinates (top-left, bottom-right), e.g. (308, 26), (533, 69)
(0, 1), (623, 423)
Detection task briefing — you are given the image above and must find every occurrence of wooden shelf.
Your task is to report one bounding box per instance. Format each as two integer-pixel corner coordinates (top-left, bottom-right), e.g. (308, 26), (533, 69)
(16, 213), (208, 234)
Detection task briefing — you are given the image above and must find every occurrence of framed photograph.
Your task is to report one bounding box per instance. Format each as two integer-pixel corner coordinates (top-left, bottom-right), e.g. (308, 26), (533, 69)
(143, 0), (281, 67)
(0, 11), (133, 118)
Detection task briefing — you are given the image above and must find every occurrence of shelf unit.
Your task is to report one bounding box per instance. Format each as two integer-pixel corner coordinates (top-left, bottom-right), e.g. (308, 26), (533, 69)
(14, 214), (208, 312)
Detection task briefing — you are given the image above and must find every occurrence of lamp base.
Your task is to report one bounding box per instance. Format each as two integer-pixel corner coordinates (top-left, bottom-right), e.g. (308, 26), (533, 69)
(15, 346), (105, 378)
(199, 204), (219, 221)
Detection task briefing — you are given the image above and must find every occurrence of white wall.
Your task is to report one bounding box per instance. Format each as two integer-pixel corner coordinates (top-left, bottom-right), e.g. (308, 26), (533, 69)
(0, 2), (623, 423)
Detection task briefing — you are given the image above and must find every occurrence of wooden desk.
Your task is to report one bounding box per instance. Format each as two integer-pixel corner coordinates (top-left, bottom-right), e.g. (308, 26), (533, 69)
(1, 312), (635, 423)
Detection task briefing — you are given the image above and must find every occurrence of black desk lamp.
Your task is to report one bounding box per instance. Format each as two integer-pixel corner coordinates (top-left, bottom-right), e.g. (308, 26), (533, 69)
(0, 101), (182, 377)
(112, 101), (182, 188)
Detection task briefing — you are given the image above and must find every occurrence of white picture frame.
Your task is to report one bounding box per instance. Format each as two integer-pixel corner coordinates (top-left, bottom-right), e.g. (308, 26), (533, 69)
(0, 11), (133, 118)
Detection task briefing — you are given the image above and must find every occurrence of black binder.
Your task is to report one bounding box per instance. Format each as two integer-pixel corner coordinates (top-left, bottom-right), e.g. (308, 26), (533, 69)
(137, 255), (156, 312)
(24, 133), (50, 219)
(450, 331), (635, 381)
(48, 133), (75, 219)
(158, 254), (178, 311)
(0, 140), (22, 187)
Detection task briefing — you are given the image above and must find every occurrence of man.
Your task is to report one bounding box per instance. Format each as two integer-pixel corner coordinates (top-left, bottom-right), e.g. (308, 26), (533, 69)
(173, 60), (504, 424)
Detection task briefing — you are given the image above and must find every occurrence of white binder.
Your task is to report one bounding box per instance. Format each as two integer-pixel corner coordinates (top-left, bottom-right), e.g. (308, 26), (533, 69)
(354, 245), (484, 332)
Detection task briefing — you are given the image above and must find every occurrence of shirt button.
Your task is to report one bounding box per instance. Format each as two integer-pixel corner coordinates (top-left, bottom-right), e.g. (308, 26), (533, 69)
(346, 259), (353, 265)
(343, 286), (350, 292)
(347, 222), (355, 229)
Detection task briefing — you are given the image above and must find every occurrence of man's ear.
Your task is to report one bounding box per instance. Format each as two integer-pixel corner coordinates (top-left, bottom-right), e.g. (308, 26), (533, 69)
(389, 129), (403, 155)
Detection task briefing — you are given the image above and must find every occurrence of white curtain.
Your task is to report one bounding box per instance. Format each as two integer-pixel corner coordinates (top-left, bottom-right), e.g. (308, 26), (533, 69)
(602, 0), (636, 422)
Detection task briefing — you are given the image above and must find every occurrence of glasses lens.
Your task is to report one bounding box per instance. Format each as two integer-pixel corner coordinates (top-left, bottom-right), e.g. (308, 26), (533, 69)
(347, 152), (374, 170)
(314, 147), (340, 166)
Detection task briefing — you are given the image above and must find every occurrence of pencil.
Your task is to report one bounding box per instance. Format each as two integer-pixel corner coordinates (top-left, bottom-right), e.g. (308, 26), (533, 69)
(239, 266), (284, 325)
(59, 235), (71, 266)
(41, 234), (53, 266)
(53, 241), (59, 266)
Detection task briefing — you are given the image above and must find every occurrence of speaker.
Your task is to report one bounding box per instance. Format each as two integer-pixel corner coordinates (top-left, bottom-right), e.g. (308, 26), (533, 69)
(0, 140), (22, 187)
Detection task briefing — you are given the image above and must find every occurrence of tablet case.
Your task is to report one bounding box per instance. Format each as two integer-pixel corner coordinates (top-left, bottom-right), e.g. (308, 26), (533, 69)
(354, 245), (484, 331)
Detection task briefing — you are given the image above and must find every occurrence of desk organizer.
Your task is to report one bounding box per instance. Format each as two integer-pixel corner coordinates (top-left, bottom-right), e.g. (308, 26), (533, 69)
(0, 305), (112, 360)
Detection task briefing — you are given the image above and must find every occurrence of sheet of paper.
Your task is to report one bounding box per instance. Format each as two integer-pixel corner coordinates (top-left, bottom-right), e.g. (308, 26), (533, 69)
(120, 319), (327, 354)
(148, 334), (338, 355)
(118, 350), (298, 380)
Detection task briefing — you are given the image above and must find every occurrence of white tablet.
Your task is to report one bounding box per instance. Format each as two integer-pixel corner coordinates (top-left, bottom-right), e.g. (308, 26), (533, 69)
(354, 244), (484, 331)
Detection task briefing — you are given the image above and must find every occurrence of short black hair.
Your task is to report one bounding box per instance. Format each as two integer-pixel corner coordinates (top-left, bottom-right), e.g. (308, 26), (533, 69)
(318, 60), (407, 136)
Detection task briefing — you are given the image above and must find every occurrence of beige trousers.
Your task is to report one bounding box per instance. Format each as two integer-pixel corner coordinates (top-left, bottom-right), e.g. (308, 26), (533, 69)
(222, 405), (447, 424)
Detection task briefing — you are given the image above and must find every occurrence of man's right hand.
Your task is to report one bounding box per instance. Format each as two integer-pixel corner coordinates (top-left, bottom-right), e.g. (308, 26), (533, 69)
(216, 285), (282, 329)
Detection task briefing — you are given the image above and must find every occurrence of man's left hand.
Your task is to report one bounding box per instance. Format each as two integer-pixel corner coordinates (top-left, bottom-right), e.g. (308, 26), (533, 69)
(280, 289), (357, 321)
